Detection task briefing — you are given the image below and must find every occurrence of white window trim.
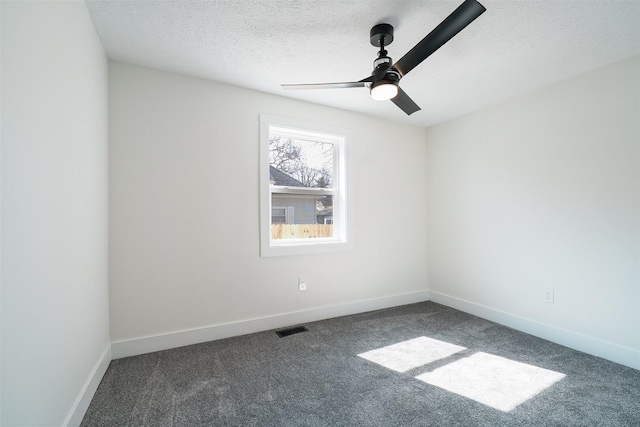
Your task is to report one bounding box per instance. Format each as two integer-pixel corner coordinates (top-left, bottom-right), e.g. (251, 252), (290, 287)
(260, 114), (352, 257)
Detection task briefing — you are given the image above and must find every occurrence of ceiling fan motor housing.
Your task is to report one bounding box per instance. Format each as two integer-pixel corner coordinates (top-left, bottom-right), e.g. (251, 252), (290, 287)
(371, 71), (399, 88)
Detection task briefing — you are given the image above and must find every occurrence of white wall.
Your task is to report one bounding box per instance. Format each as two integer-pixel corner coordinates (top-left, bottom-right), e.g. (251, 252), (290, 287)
(425, 55), (640, 368)
(108, 62), (429, 352)
(1, 2), (110, 426)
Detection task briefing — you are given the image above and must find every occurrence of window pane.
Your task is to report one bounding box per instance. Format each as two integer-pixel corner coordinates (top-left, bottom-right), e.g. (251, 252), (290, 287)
(269, 136), (334, 189)
(271, 194), (333, 240)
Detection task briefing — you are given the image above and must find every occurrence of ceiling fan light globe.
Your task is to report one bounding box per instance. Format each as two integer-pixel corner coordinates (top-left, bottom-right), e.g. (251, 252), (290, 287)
(370, 82), (398, 101)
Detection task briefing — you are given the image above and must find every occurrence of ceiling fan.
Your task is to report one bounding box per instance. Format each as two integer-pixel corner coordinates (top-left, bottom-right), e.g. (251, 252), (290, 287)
(281, 0), (486, 115)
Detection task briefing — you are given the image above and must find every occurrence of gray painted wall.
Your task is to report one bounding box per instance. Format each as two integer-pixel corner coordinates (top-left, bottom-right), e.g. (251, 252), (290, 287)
(1, 2), (110, 425)
(108, 60), (429, 344)
(425, 54), (640, 368)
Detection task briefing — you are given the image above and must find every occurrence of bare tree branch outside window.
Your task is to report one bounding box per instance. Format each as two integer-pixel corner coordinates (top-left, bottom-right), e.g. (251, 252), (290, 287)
(269, 137), (333, 189)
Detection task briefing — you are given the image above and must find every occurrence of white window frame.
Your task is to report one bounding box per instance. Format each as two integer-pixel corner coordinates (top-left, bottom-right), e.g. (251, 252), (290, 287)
(260, 114), (352, 257)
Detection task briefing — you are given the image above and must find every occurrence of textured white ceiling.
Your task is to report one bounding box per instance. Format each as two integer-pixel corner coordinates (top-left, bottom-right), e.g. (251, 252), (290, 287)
(85, 0), (640, 128)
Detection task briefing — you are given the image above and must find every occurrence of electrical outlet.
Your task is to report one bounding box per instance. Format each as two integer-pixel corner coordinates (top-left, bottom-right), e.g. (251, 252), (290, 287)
(543, 288), (554, 304)
(298, 278), (307, 291)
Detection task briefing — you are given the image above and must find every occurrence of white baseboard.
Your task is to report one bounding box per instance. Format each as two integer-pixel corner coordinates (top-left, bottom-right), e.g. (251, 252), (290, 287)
(111, 290), (430, 359)
(64, 343), (112, 427)
(429, 290), (640, 371)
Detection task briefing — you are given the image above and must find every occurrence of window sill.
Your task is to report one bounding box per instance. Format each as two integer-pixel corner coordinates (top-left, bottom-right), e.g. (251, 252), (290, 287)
(260, 239), (353, 257)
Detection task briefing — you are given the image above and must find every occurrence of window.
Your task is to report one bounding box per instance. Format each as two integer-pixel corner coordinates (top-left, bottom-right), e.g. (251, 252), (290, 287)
(271, 206), (293, 224)
(260, 115), (351, 257)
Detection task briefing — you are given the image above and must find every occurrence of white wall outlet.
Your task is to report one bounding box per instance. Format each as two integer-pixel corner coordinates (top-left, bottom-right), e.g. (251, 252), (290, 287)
(543, 288), (554, 304)
(298, 278), (307, 291)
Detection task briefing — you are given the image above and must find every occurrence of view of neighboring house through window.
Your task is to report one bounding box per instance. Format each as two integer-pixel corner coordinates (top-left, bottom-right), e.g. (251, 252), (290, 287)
(260, 115), (350, 257)
(269, 134), (334, 237)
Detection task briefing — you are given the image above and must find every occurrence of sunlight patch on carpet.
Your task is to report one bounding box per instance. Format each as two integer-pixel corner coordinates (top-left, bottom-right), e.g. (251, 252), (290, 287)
(415, 352), (566, 412)
(357, 336), (466, 373)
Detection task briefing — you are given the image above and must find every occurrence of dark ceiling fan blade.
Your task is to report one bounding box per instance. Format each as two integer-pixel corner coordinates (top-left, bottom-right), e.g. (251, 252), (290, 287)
(391, 87), (421, 115)
(282, 81), (369, 90)
(393, 0), (486, 77)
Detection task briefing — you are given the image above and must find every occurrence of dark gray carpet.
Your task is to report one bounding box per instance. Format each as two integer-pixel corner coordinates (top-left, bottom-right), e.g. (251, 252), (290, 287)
(81, 302), (640, 426)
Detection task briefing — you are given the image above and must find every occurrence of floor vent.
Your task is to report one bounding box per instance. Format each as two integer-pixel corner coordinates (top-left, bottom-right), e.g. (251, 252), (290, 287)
(276, 326), (308, 338)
